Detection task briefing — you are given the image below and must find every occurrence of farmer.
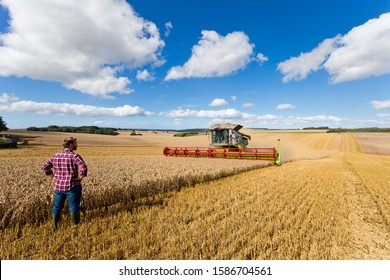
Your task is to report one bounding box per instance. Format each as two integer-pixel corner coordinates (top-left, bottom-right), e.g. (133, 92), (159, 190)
(42, 136), (88, 230)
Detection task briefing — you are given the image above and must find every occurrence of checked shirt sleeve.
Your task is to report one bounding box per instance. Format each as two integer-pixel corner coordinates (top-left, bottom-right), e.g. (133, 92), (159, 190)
(42, 159), (54, 176)
(75, 154), (88, 178)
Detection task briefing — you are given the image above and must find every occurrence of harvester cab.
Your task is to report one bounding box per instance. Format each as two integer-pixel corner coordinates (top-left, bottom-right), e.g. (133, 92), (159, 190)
(208, 123), (250, 148)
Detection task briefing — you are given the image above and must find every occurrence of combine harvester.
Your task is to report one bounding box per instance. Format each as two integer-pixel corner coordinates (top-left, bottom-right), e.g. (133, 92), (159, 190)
(163, 123), (281, 165)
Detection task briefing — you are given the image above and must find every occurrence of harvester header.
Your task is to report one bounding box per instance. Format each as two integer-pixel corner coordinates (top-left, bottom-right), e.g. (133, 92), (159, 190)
(163, 123), (281, 165)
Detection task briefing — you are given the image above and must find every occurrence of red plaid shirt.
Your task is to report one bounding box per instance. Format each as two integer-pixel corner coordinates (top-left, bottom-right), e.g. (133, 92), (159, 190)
(42, 149), (88, 191)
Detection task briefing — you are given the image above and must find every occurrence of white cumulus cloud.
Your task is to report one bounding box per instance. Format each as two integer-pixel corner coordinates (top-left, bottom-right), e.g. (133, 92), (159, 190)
(161, 108), (250, 119)
(209, 98), (228, 107)
(371, 100), (390, 110)
(325, 13), (390, 83)
(242, 103), (254, 108)
(277, 12), (390, 84)
(164, 30), (255, 80)
(0, 93), (153, 117)
(160, 108), (279, 122)
(164, 21), (173, 37)
(136, 69), (155, 81)
(0, 0), (165, 98)
(0, 93), (20, 104)
(276, 103), (296, 110)
(277, 37), (341, 82)
(289, 115), (342, 123)
(66, 67), (133, 99)
(256, 53), (269, 64)
(376, 113), (390, 117)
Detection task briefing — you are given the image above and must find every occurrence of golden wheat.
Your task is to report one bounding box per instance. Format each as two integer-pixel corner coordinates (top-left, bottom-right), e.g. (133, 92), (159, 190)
(0, 150), (271, 229)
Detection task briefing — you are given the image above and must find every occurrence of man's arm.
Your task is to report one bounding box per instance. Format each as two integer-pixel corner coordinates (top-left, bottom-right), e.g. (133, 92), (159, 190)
(74, 155), (88, 181)
(42, 159), (54, 177)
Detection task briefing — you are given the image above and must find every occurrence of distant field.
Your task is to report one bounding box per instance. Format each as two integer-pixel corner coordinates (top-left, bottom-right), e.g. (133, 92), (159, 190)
(355, 133), (390, 155)
(1, 130), (389, 259)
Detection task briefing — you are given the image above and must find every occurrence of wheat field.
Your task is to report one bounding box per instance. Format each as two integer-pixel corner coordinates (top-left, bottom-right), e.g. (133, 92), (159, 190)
(0, 130), (389, 259)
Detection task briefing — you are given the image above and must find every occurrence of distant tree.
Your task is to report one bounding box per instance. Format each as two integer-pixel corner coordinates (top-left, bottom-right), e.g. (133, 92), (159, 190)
(0, 116), (9, 131)
(47, 125), (59, 132)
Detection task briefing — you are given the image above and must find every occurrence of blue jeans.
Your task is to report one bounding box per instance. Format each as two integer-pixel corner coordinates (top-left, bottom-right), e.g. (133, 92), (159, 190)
(52, 184), (82, 215)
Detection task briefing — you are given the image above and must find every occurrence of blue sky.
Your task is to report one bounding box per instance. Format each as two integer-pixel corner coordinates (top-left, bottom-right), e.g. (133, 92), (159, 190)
(0, 0), (390, 129)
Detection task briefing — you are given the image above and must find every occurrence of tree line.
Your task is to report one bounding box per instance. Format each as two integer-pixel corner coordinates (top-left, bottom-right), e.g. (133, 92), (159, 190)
(27, 125), (119, 135)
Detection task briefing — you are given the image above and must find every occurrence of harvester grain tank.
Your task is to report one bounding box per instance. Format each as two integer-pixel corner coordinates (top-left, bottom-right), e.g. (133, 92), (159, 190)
(163, 123), (281, 165)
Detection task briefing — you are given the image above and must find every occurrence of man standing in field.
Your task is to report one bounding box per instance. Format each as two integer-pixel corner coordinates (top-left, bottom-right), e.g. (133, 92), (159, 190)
(42, 137), (88, 230)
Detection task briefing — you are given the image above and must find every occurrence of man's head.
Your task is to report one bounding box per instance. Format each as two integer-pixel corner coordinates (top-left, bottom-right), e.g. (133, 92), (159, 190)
(62, 137), (78, 150)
